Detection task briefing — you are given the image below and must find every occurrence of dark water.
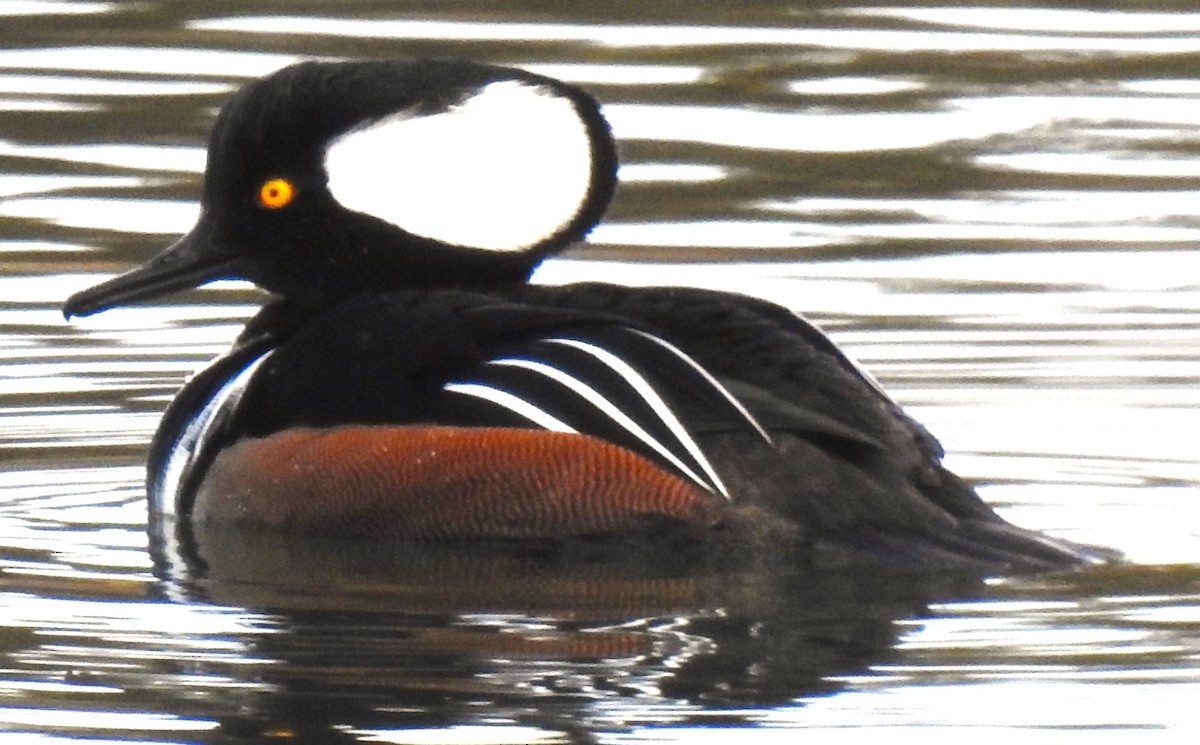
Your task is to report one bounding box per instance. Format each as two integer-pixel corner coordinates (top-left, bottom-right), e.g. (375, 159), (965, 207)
(1, 1), (1199, 742)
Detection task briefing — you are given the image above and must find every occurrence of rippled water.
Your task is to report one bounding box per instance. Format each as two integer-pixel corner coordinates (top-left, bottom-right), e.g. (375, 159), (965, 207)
(1, 1), (1199, 742)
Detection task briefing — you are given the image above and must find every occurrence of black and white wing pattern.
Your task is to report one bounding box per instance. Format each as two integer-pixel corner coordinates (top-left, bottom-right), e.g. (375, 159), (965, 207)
(149, 292), (770, 512)
(146, 337), (276, 517)
(442, 325), (771, 498)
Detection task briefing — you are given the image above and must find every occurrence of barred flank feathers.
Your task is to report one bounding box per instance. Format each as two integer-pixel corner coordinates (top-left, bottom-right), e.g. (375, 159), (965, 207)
(194, 425), (725, 538)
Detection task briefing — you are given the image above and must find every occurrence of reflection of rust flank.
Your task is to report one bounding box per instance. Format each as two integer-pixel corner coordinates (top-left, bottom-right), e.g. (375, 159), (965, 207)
(197, 425), (724, 538)
(267, 629), (650, 667)
(370, 574), (709, 620)
(417, 579), (707, 621)
(268, 665), (506, 695)
(194, 580), (705, 621)
(363, 678), (507, 696)
(188, 529), (715, 618)
(405, 627), (652, 660)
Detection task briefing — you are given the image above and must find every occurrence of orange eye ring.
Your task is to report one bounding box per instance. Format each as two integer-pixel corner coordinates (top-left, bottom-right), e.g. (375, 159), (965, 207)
(258, 178), (295, 209)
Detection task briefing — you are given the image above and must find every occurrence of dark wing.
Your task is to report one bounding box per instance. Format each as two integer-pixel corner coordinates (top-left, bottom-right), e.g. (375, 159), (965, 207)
(453, 296), (876, 449)
(512, 283), (1112, 568)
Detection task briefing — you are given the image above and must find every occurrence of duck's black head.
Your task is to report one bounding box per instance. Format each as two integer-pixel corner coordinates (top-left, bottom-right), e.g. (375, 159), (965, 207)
(64, 59), (618, 317)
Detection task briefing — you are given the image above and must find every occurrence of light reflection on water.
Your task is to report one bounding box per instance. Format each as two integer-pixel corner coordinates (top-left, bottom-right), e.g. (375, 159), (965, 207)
(0, 1), (1199, 743)
(850, 6), (1200, 34)
(191, 13), (1200, 54)
(0, 141), (204, 172)
(0, 46), (300, 77)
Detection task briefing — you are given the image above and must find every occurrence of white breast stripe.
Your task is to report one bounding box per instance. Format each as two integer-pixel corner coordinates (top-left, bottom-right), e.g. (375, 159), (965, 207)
(625, 328), (772, 444)
(488, 356), (724, 498)
(544, 338), (732, 499)
(157, 350), (273, 515)
(443, 381), (578, 433)
(324, 79), (594, 252)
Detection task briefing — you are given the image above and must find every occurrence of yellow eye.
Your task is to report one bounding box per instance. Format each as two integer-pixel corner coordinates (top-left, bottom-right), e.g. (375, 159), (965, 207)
(258, 178), (295, 209)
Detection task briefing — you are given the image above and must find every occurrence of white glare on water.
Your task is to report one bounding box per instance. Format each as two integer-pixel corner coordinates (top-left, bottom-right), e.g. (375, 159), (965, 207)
(192, 16), (1200, 54)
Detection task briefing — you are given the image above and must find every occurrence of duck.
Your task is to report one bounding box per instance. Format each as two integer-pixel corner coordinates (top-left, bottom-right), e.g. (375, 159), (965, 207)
(63, 59), (1111, 569)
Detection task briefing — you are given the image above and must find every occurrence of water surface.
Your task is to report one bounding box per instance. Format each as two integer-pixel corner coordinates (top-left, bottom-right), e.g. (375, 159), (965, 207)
(1, 1), (1199, 742)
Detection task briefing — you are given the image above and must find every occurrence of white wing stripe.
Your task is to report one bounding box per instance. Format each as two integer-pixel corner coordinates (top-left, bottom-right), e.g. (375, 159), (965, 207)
(626, 328), (772, 444)
(543, 338), (731, 499)
(443, 382), (578, 433)
(487, 357), (719, 495)
(158, 349), (273, 515)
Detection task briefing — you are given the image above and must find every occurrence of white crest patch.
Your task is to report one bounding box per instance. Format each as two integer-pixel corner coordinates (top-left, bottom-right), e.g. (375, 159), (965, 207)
(324, 80), (594, 252)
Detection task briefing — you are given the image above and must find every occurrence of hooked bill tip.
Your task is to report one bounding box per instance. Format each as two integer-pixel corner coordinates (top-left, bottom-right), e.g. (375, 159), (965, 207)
(62, 284), (109, 319)
(63, 283), (111, 319)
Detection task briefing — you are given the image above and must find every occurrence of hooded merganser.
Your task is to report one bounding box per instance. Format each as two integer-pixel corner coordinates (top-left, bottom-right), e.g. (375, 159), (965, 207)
(64, 60), (1110, 569)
